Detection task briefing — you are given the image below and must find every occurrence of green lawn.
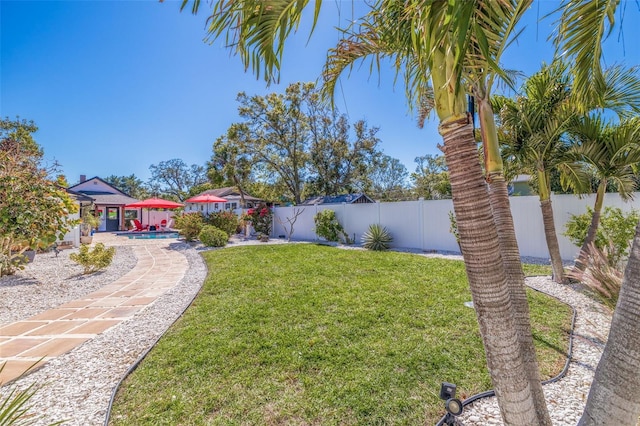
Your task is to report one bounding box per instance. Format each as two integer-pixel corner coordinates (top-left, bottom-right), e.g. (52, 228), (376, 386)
(109, 244), (571, 425)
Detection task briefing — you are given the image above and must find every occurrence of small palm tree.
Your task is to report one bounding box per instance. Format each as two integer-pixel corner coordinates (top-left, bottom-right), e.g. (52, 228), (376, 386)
(493, 61), (589, 283)
(567, 115), (640, 272)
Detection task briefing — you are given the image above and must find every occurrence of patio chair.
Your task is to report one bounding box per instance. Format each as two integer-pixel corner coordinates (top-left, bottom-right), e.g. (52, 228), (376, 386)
(132, 219), (147, 232)
(160, 219), (167, 231)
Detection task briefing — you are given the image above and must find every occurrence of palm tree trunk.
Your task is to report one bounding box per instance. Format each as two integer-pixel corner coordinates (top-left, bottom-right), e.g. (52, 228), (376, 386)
(479, 96), (551, 424)
(575, 180), (607, 272)
(540, 198), (566, 283)
(578, 220), (640, 425)
(488, 176), (552, 425)
(440, 114), (537, 425)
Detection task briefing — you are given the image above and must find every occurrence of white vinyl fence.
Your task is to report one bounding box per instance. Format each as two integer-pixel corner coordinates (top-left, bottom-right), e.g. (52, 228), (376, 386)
(272, 192), (640, 261)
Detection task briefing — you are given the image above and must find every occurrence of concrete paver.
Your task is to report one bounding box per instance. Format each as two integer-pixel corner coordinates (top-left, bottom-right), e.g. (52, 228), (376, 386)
(0, 232), (188, 385)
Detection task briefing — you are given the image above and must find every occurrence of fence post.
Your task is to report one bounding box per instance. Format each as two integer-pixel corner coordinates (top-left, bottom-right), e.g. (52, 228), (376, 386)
(418, 198), (425, 251)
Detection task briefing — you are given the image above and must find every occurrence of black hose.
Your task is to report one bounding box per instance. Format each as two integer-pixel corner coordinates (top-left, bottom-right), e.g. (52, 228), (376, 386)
(435, 282), (578, 426)
(103, 245), (207, 426)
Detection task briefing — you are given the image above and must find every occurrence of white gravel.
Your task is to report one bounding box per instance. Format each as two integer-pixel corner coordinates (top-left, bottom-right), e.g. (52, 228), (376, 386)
(0, 239), (612, 425)
(1, 241), (207, 426)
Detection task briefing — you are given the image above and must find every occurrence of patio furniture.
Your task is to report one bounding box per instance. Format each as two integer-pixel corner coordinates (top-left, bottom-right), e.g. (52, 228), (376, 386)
(132, 219), (147, 232)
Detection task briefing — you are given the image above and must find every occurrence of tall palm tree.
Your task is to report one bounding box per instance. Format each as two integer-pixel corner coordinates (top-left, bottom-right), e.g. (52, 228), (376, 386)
(493, 62), (589, 283)
(567, 115), (640, 271)
(323, 3), (550, 423)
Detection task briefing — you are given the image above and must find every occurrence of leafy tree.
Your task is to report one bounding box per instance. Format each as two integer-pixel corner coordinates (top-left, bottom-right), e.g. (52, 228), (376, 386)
(148, 158), (208, 201)
(221, 82), (382, 204)
(369, 154), (410, 201)
(207, 130), (254, 207)
(0, 118), (78, 276)
(103, 174), (150, 199)
(411, 154), (451, 200)
(307, 108), (381, 196)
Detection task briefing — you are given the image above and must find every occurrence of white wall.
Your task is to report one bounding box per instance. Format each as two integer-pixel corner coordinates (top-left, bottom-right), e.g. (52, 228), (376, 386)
(272, 192), (640, 261)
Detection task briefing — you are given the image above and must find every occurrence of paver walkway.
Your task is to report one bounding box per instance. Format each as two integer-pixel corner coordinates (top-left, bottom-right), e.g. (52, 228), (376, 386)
(0, 232), (188, 384)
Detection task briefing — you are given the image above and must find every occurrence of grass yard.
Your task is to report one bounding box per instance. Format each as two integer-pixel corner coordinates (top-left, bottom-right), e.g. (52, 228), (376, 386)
(109, 244), (571, 425)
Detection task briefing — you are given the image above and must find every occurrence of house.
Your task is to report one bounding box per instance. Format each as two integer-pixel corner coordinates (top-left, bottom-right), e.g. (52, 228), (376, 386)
(68, 175), (139, 231)
(301, 193), (375, 205)
(185, 187), (264, 214)
(509, 174), (534, 196)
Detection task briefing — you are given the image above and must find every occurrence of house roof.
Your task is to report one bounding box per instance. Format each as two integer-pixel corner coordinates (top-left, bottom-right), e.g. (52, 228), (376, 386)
(65, 188), (94, 203)
(87, 193), (139, 206)
(68, 176), (138, 205)
(301, 193), (375, 205)
(197, 187), (263, 202)
(68, 176), (133, 197)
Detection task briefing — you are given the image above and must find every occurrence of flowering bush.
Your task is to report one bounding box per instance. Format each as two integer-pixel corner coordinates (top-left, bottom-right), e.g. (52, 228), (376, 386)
(243, 204), (273, 235)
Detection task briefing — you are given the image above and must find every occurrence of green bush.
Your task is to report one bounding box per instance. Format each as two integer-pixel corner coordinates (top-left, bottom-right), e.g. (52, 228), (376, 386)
(69, 243), (115, 274)
(314, 210), (349, 243)
(174, 213), (204, 242)
(362, 224), (393, 251)
(205, 211), (239, 237)
(564, 207), (639, 267)
(199, 225), (228, 247)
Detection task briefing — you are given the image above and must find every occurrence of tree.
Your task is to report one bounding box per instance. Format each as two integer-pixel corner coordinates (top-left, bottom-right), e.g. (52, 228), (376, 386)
(369, 154), (410, 201)
(307, 109), (381, 196)
(0, 118), (78, 276)
(411, 154), (451, 200)
(208, 132), (254, 207)
(103, 174), (150, 199)
(223, 82), (382, 204)
(568, 115), (640, 272)
(493, 62), (587, 283)
(148, 158), (208, 201)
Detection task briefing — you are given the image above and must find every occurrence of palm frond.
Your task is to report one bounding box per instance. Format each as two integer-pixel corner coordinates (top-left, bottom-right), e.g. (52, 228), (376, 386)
(555, 0), (621, 107)
(179, 0), (321, 84)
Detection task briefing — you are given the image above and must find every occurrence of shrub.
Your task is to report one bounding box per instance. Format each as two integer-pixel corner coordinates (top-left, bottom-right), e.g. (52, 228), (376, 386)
(199, 225), (228, 247)
(362, 224), (393, 251)
(314, 210), (349, 243)
(174, 212), (204, 242)
(69, 243), (115, 274)
(243, 203), (273, 236)
(564, 207), (639, 267)
(205, 211), (239, 237)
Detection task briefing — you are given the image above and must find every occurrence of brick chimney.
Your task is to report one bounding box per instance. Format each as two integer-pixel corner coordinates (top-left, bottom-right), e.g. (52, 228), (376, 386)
(80, 175), (86, 183)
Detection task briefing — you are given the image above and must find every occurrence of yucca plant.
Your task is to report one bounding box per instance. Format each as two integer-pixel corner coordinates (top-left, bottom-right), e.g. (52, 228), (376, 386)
(362, 224), (393, 251)
(0, 362), (64, 425)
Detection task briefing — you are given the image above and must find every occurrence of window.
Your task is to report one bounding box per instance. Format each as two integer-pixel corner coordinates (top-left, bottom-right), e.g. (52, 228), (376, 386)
(232, 203), (237, 209)
(124, 210), (138, 220)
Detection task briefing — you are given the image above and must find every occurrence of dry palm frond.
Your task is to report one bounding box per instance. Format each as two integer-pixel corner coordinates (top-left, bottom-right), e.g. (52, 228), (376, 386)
(567, 242), (623, 307)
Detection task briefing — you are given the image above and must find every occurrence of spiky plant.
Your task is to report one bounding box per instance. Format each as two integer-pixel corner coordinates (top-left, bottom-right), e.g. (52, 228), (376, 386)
(362, 224), (393, 251)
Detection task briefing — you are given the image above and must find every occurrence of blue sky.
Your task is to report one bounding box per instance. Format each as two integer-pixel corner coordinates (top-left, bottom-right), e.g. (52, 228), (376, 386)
(2, 1), (638, 186)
